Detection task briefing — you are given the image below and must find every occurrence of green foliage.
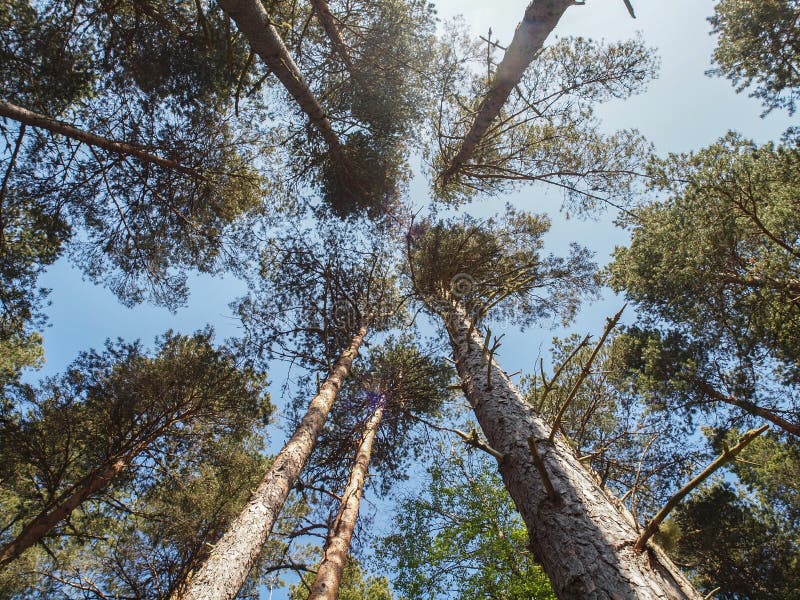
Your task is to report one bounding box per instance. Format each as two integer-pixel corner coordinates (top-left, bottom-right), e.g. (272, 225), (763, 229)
(237, 218), (402, 370)
(430, 28), (658, 207)
(609, 134), (800, 385)
(1, 0), (270, 311)
(0, 329), (272, 587)
(408, 208), (597, 328)
(317, 131), (406, 219)
(710, 0), (800, 114)
(305, 336), (454, 494)
(10, 437), (274, 599)
(290, 556), (394, 600)
(523, 333), (699, 519)
(662, 431), (800, 599)
(0, 0), (95, 113)
(0, 165), (65, 386)
(276, 0), (437, 217)
(376, 452), (555, 599)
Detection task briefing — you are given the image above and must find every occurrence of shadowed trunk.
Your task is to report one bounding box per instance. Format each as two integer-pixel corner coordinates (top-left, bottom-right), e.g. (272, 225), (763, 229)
(0, 100), (199, 176)
(0, 439), (149, 568)
(310, 0), (354, 70)
(444, 306), (702, 599)
(175, 323), (369, 600)
(439, 0), (573, 186)
(698, 381), (800, 437)
(218, 0), (352, 172)
(307, 403), (384, 600)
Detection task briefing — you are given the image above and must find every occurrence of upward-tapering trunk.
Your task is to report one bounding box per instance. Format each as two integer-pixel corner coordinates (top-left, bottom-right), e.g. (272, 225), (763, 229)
(307, 403), (384, 600)
(218, 0), (351, 171)
(309, 0), (354, 70)
(0, 100), (199, 176)
(439, 0), (573, 186)
(444, 306), (701, 599)
(175, 323), (369, 600)
(0, 438), (150, 568)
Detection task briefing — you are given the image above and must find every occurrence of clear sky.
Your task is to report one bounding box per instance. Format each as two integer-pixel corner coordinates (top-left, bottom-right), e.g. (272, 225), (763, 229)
(27, 1), (794, 597)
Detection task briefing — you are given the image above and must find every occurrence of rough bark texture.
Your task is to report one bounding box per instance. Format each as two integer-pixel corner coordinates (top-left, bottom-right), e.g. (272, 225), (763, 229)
(307, 404), (383, 600)
(218, 0), (350, 168)
(439, 0), (573, 185)
(309, 0), (354, 70)
(0, 100), (198, 175)
(0, 445), (144, 568)
(445, 307), (702, 599)
(175, 324), (369, 600)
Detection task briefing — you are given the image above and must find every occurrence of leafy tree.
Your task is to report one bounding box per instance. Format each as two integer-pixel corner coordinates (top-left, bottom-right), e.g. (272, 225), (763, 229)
(407, 208), (700, 598)
(378, 451), (555, 599)
(608, 134), (800, 436)
(300, 338), (452, 599)
(524, 332), (700, 520)
(659, 431), (800, 599)
(709, 0), (800, 114)
(291, 556), (394, 600)
(431, 13), (656, 208)
(177, 222), (400, 600)
(0, 329), (272, 574)
(0, 0), (269, 383)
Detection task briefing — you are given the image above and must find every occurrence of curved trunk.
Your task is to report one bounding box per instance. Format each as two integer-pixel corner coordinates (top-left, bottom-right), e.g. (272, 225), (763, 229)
(176, 323), (369, 600)
(308, 404), (383, 600)
(445, 307), (701, 599)
(0, 100), (198, 176)
(0, 444), (144, 568)
(439, 0), (573, 186)
(218, 0), (350, 170)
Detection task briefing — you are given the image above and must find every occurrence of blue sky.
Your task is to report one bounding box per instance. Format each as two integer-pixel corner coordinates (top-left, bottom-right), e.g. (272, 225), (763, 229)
(27, 1), (795, 597)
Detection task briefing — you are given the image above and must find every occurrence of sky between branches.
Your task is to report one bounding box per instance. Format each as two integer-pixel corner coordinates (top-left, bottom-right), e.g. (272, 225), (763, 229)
(24, 1), (794, 598)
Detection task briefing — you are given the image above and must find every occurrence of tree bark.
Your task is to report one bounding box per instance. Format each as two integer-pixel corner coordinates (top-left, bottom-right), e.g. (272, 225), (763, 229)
(308, 404), (383, 600)
(0, 443), (145, 568)
(444, 306), (702, 599)
(309, 0), (354, 70)
(217, 0), (351, 170)
(698, 381), (800, 437)
(175, 323), (369, 600)
(439, 0), (573, 186)
(0, 100), (199, 176)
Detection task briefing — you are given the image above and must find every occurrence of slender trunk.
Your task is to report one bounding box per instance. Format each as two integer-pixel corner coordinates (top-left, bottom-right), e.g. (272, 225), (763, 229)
(698, 381), (799, 437)
(0, 440), (148, 568)
(309, 0), (354, 70)
(0, 100), (198, 176)
(308, 404), (383, 600)
(218, 0), (351, 171)
(439, 0), (573, 186)
(175, 323), (369, 600)
(444, 306), (701, 599)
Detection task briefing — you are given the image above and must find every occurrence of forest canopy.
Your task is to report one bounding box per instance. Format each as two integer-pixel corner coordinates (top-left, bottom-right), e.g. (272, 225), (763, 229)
(1, 0), (798, 599)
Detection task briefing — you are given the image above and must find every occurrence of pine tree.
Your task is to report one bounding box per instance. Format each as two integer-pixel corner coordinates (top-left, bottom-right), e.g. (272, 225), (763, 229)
(0, 330), (272, 571)
(407, 209), (702, 598)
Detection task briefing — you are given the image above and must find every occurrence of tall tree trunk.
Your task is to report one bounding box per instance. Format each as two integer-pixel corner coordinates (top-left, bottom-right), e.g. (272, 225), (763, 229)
(439, 0), (573, 186)
(308, 404), (384, 600)
(175, 323), (369, 600)
(218, 0), (351, 172)
(0, 100), (198, 176)
(309, 0), (354, 70)
(0, 438), (151, 568)
(444, 306), (701, 599)
(698, 381), (800, 437)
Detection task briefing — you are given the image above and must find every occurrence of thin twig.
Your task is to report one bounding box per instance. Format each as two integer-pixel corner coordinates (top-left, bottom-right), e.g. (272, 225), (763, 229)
(548, 305), (625, 443)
